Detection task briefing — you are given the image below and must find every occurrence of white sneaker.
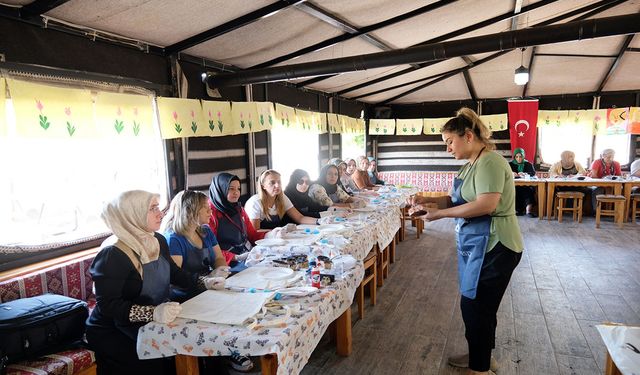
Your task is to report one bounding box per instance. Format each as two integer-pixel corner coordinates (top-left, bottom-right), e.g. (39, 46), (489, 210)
(447, 353), (498, 372)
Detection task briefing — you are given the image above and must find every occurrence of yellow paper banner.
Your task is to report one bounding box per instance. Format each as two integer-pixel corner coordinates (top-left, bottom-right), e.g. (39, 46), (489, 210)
(231, 102), (258, 135)
(8, 79), (94, 139)
(95, 92), (155, 138)
(423, 117), (449, 135)
(369, 119), (396, 135)
(315, 112), (328, 134)
(0, 78), (5, 137)
(295, 109), (313, 132)
(479, 114), (508, 131)
(254, 102), (274, 132)
(605, 107), (629, 135)
(588, 109), (608, 135)
(202, 100), (233, 136)
(396, 119), (422, 135)
(356, 119), (365, 134)
(157, 97), (205, 139)
(327, 113), (340, 133)
(537, 110), (569, 127)
(274, 103), (298, 130)
(628, 107), (640, 135)
(337, 114), (352, 134)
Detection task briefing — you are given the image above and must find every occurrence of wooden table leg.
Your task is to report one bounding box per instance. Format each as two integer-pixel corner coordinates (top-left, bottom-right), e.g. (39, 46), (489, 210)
(175, 355), (199, 375)
(389, 237), (396, 264)
(605, 351), (622, 375)
(546, 182), (556, 220)
(335, 308), (352, 356)
(538, 182), (546, 220)
(260, 354), (278, 375)
(623, 182), (631, 223)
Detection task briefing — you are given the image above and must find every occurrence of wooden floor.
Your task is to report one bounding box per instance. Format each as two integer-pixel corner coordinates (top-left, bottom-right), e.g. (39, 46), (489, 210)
(298, 216), (640, 375)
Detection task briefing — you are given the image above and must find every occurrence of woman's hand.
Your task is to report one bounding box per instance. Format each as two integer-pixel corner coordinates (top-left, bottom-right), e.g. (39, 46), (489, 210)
(153, 302), (182, 324)
(202, 276), (226, 290)
(211, 265), (231, 278)
(409, 203), (441, 221)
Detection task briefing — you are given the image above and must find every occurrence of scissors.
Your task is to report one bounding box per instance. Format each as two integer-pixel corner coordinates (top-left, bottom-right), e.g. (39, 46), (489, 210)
(625, 342), (640, 354)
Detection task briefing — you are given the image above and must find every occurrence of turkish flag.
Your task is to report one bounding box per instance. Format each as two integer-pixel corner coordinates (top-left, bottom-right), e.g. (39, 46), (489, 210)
(507, 100), (539, 160)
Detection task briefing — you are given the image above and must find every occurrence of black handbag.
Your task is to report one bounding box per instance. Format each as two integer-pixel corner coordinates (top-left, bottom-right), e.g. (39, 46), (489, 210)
(0, 294), (88, 369)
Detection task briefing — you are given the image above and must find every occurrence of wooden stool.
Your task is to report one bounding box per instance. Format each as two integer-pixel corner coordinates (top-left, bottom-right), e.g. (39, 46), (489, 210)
(555, 191), (584, 223)
(595, 194), (625, 228)
(400, 206), (423, 239)
(356, 250), (377, 320)
(629, 194), (640, 223)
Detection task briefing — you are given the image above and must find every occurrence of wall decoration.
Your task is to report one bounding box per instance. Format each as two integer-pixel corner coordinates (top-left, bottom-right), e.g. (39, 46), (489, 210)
(422, 118), (448, 135)
(396, 119), (422, 135)
(95, 92), (155, 138)
(231, 101), (258, 135)
(201, 100), (233, 136)
(369, 119), (396, 135)
(157, 97), (205, 139)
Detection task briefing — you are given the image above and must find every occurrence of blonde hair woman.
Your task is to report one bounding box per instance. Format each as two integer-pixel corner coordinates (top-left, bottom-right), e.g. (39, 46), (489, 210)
(245, 169), (318, 230)
(408, 108), (523, 375)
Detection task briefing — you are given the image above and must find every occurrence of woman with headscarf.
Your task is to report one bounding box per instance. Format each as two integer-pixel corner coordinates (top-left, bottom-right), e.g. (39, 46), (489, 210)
(308, 164), (363, 208)
(367, 157), (385, 185)
(548, 150), (587, 177)
(162, 190), (229, 302)
(86, 190), (221, 375)
(208, 173), (266, 270)
(245, 169), (318, 230)
(509, 148), (537, 217)
(342, 157), (360, 192)
(352, 156), (378, 190)
(328, 158), (354, 195)
(284, 169), (330, 218)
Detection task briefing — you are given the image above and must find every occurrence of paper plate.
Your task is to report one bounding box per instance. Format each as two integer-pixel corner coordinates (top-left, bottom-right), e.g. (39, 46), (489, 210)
(317, 224), (346, 232)
(255, 238), (287, 247)
(258, 267), (294, 280)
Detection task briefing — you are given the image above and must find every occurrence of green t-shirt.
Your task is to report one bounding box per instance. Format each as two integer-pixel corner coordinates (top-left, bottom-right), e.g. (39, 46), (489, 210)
(458, 150), (524, 253)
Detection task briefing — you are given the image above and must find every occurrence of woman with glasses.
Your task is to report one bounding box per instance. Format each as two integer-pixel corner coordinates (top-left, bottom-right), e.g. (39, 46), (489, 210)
(284, 169), (329, 218)
(87, 190), (213, 375)
(245, 169), (318, 230)
(161, 190), (229, 302)
(309, 164), (362, 208)
(208, 173), (266, 272)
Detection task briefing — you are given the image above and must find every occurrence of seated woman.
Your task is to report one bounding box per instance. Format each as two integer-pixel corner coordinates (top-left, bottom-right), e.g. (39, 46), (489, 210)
(352, 155), (379, 190)
(589, 148), (622, 211)
(162, 190), (229, 302)
(509, 148), (537, 217)
(285, 169), (329, 217)
(245, 169), (319, 230)
(367, 157), (385, 185)
(548, 150), (587, 177)
(208, 173), (266, 271)
(342, 157), (361, 192)
(328, 158), (354, 195)
(87, 190), (219, 375)
(308, 164), (363, 208)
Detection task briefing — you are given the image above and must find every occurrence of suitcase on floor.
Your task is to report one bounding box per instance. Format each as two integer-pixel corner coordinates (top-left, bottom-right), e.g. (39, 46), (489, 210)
(0, 294), (88, 370)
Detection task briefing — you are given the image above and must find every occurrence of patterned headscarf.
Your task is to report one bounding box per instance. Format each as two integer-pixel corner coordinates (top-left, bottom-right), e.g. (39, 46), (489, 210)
(511, 148), (527, 173)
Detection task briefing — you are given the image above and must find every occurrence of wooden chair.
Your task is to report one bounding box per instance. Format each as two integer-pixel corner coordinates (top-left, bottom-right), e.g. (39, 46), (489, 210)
(555, 191), (584, 223)
(629, 193), (640, 223)
(400, 206), (423, 240)
(376, 244), (390, 287)
(595, 194), (626, 228)
(356, 250), (377, 320)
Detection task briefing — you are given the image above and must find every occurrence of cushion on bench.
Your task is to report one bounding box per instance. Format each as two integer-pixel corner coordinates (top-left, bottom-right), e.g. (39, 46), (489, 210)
(6, 348), (95, 375)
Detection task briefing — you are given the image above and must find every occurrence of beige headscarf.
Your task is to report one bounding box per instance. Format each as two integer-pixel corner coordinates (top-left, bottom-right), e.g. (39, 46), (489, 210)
(100, 190), (160, 275)
(560, 151), (575, 169)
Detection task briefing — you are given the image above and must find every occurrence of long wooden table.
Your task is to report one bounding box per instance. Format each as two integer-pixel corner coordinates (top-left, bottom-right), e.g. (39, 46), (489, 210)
(545, 178), (624, 221)
(514, 179), (546, 219)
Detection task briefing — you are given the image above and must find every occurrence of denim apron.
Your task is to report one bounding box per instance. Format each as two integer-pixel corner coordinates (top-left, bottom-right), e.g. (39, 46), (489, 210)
(452, 152), (492, 300)
(217, 212), (250, 273)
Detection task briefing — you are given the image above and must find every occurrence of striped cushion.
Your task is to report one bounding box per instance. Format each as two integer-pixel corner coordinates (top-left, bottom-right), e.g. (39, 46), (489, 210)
(6, 349), (95, 375)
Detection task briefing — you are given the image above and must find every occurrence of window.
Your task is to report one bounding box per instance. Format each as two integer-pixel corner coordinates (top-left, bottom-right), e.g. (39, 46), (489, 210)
(270, 126), (320, 185)
(538, 123), (593, 167)
(341, 133), (365, 160)
(594, 134), (631, 165)
(0, 96), (168, 249)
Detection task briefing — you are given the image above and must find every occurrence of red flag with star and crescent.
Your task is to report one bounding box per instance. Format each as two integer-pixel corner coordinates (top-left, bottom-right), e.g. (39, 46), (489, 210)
(507, 100), (539, 160)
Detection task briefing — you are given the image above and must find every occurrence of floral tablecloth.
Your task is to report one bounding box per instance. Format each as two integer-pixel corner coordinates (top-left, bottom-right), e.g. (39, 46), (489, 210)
(137, 262), (364, 375)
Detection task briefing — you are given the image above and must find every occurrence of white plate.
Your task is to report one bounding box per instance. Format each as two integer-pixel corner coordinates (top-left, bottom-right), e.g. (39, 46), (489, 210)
(255, 238), (287, 246)
(258, 267), (294, 280)
(317, 224), (346, 232)
(276, 286), (319, 296)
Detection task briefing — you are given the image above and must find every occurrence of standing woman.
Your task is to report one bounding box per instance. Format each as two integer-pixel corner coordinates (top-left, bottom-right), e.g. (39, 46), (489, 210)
(509, 148), (537, 217)
(409, 108), (523, 375)
(162, 190), (230, 302)
(208, 173), (266, 271)
(87, 191), (198, 375)
(284, 169), (329, 218)
(245, 169), (318, 230)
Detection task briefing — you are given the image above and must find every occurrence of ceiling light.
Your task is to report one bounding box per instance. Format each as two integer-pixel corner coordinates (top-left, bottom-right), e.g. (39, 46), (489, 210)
(514, 48), (529, 85)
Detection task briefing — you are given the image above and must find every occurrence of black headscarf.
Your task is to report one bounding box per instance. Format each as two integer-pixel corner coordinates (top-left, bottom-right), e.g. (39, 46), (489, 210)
(316, 164), (339, 195)
(208, 172), (241, 216)
(285, 169), (309, 196)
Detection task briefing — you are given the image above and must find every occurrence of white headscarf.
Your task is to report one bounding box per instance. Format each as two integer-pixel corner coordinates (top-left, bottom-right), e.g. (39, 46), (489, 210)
(100, 190), (160, 266)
